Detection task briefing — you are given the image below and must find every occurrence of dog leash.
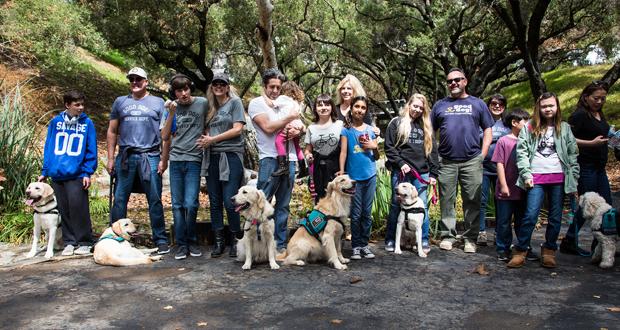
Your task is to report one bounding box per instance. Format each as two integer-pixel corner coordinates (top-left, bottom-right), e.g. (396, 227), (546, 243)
(568, 195), (591, 257)
(397, 168), (439, 205)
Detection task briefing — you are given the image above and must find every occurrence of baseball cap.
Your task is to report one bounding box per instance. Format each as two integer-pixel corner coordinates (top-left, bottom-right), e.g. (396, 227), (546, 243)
(212, 72), (230, 84)
(126, 67), (148, 79)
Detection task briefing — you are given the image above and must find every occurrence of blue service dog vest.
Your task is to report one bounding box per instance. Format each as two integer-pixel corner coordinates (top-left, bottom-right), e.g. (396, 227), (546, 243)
(600, 208), (618, 236)
(300, 210), (329, 238)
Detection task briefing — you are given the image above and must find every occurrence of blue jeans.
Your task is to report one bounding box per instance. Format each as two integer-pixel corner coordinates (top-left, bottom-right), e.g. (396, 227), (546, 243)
(495, 199), (525, 253)
(111, 154), (168, 245)
(515, 183), (564, 251)
(257, 157), (296, 249)
(479, 174), (497, 232)
(207, 152), (244, 233)
(350, 176), (377, 249)
(385, 171), (430, 244)
(169, 161), (201, 247)
(565, 164), (612, 241)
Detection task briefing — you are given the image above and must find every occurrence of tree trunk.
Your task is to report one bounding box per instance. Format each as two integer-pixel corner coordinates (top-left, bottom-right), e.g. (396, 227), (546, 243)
(601, 60), (620, 88)
(256, 0), (277, 69)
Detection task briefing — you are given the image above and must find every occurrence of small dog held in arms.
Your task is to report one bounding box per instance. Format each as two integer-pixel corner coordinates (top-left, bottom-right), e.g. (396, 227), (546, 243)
(394, 182), (427, 257)
(93, 218), (162, 266)
(25, 182), (63, 259)
(281, 174), (356, 270)
(579, 192), (619, 269)
(232, 186), (279, 270)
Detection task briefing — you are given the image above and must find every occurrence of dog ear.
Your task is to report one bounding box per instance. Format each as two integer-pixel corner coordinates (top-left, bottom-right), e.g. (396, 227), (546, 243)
(581, 194), (599, 219)
(42, 184), (54, 199)
(112, 221), (122, 234)
(256, 190), (266, 209)
(326, 181), (334, 196)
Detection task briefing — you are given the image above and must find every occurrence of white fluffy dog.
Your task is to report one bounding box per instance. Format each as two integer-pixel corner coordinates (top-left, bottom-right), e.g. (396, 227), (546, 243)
(281, 175), (356, 270)
(232, 186), (279, 270)
(93, 218), (162, 266)
(25, 182), (63, 259)
(579, 192), (618, 269)
(394, 182), (426, 257)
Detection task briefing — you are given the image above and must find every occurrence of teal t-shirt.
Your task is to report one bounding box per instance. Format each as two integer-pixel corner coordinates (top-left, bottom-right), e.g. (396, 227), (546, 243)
(341, 125), (376, 181)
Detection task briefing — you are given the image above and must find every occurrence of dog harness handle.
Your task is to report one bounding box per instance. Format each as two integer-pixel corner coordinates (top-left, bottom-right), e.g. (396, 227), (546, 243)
(397, 169), (439, 205)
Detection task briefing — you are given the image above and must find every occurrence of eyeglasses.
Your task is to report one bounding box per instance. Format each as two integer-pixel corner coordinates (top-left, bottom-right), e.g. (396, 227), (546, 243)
(489, 101), (505, 107)
(128, 76), (144, 83)
(212, 82), (228, 88)
(446, 77), (465, 85)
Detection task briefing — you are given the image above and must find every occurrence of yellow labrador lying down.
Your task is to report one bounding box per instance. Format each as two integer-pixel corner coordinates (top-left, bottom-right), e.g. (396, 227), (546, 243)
(281, 175), (356, 270)
(232, 186), (279, 270)
(93, 218), (162, 266)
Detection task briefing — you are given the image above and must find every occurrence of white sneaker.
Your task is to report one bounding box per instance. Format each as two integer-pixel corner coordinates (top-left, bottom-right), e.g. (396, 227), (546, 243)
(464, 239), (476, 253)
(350, 247), (362, 260)
(74, 246), (92, 255)
(439, 239), (454, 251)
(61, 245), (75, 256)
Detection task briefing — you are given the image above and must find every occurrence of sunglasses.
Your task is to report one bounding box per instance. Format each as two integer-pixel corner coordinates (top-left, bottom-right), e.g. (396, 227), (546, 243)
(128, 76), (145, 83)
(212, 81), (228, 87)
(489, 101), (505, 107)
(446, 77), (465, 85)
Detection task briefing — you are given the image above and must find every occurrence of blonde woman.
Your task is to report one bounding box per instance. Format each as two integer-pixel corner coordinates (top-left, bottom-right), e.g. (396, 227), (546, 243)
(384, 93), (439, 253)
(335, 74), (380, 135)
(197, 73), (246, 258)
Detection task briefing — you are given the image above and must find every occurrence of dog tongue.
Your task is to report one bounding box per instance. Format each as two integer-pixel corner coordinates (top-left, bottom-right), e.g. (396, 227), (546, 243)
(234, 205), (243, 213)
(25, 199), (34, 206)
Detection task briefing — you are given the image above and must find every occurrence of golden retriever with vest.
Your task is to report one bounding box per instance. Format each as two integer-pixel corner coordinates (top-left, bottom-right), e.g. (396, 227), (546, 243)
(93, 218), (161, 266)
(232, 186), (279, 270)
(281, 174), (356, 270)
(394, 182), (427, 258)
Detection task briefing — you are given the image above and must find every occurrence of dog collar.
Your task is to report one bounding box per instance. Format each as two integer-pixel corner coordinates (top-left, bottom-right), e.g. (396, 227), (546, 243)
(98, 234), (126, 243)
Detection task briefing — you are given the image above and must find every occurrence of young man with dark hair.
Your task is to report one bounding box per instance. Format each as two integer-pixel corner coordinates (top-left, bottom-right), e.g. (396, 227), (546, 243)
(40, 90), (97, 256)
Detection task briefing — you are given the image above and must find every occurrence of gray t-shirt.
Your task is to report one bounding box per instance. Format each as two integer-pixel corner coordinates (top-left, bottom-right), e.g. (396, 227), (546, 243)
(170, 97), (208, 162)
(208, 96), (246, 153)
(110, 95), (164, 150)
(304, 120), (343, 156)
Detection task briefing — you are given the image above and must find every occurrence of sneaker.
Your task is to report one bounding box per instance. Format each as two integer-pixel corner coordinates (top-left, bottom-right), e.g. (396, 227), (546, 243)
(350, 247), (362, 260)
(526, 246), (540, 261)
(385, 241), (395, 252)
(422, 241), (431, 254)
(189, 245), (202, 257)
(361, 246), (375, 259)
(476, 231), (488, 246)
(157, 243), (171, 255)
(175, 246), (188, 260)
(439, 239), (454, 251)
(464, 239), (476, 253)
(61, 245), (75, 256)
(497, 250), (511, 262)
(74, 246), (92, 255)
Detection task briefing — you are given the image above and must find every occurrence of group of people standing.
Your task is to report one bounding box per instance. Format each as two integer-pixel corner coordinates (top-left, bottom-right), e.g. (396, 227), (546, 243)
(39, 64), (615, 269)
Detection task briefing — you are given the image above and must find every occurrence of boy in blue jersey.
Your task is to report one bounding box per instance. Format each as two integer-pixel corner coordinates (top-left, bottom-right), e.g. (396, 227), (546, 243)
(39, 90), (98, 256)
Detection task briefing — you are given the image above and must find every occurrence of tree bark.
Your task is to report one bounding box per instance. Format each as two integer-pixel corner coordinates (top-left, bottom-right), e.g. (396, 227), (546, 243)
(601, 60), (620, 88)
(256, 0), (277, 69)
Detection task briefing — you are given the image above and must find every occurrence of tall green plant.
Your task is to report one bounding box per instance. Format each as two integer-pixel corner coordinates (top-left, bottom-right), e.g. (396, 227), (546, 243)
(371, 167), (392, 235)
(0, 86), (41, 212)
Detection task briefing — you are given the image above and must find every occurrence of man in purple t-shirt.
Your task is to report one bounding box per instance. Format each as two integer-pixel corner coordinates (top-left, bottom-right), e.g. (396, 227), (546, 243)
(431, 68), (494, 253)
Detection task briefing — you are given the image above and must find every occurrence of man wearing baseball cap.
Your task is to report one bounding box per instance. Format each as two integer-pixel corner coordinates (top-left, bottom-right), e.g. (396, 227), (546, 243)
(106, 67), (171, 254)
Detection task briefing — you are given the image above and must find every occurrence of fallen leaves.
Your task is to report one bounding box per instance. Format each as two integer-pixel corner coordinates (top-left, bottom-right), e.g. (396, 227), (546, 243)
(349, 276), (363, 284)
(197, 321), (208, 327)
(330, 319), (343, 325)
(163, 305), (173, 310)
(473, 263), (489, 276)
(607, 307), (620, 312)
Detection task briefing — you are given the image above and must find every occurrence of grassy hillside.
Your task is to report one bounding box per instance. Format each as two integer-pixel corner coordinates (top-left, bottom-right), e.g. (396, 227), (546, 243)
(501, 64), (620, 126)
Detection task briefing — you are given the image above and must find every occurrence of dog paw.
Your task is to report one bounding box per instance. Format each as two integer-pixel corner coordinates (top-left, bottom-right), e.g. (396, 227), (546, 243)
(270, 263), (280, 270)
(295, 260), (305, 266)
(599, 262), (613, 269)
(44, 252), (53, 259)
(334, 264), (348, 270)
(242, 263), (252, 270)
(418, 252), (427, 258)
(340, 257), (350, 264)
(26, 251), (37, 258)
(150, 255), (163, 262)
(394, 249), (402, 255)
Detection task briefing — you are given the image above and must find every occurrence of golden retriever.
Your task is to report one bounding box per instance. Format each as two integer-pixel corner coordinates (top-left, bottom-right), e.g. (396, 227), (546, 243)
(394, 182), (426, 258)
(281, 175), (356, 270)
(232, 186), (279, 270)
(25, 182), (63, 259)
(93, 218), (161, 266)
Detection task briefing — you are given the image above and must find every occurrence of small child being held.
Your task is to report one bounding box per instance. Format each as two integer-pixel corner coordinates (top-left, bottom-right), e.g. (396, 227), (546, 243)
(491, 108), (529, 262)
(270, 81), (307, 178)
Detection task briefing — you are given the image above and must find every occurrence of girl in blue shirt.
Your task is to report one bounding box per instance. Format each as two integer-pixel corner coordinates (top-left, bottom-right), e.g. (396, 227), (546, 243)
(338, 96), (378, 260)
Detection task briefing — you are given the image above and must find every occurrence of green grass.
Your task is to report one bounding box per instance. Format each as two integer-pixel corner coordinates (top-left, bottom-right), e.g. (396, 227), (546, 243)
(501, 64), (620, 126)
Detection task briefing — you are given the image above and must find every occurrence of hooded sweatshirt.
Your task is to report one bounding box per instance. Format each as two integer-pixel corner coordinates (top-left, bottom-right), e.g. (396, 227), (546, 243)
(41, 111), (98, 181)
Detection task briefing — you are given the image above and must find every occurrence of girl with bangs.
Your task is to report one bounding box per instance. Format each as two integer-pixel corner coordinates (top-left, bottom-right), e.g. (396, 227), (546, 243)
(511, 92), (579, 269)
(384, 93), (439, 254)
(303, 94), (343, 203)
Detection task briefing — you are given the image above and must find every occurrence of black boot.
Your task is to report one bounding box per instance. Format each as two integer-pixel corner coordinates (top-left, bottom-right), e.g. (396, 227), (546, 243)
(211, 230), (225, 257)
(229, 233), (239, 258)
(297, 160), (309, 178)
(271, 156), (289, 177)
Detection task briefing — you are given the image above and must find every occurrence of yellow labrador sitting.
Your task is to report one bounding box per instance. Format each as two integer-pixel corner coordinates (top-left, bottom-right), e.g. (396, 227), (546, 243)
(25, 182), (63, 259)
(93, 218), (161, 266)
(394, 182), (426, 258)
(232, 186), (279, 270)
(281, 175), (356, 270)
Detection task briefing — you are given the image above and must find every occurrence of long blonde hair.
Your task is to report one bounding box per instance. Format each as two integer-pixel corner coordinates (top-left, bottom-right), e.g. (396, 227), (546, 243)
(336, 74), (366, 105)
(396, 93), (433, 157)
(205, 83), (239, 125)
